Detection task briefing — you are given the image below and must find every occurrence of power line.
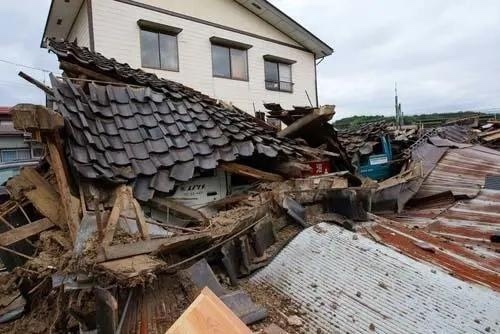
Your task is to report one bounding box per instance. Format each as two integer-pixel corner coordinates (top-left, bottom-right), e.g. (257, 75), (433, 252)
(0, 58), (56, 73)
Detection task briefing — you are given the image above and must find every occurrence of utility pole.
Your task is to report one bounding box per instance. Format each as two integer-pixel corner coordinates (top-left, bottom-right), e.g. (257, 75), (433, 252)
(394, 82), (403, 129)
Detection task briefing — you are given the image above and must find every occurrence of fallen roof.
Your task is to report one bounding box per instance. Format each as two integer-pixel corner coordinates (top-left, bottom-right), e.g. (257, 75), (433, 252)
(416, 145), (500, 198)
(251, 223), (500, 333)
(49, 73), (304, 201)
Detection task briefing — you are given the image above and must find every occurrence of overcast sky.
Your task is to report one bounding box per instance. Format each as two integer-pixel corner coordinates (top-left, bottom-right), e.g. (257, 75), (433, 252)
(1, 0), (499, 119)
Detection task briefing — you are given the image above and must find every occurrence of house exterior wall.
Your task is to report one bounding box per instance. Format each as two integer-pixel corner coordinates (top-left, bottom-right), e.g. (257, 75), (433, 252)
(88, 0), (317, 114)
(0, 136), (28, 150)
(67, 1), (90, 48)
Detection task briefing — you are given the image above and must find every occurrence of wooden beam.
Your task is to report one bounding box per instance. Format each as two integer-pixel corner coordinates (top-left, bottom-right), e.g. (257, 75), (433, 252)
(0, 218), (54, 247)
(131, 198), (150, 240)
(482, 132), (500, 142)
(101, 186), (126, 247)
(219, 162), (284, 182)
(277, 105), (335, 138)
(10, 104), (64, 132)
(98, 233), (211, 262)
(59, 60), (121, 84)
(149, 197), (209, 224)
(18, 71), (54, 96)
(46, 137), (81, 242)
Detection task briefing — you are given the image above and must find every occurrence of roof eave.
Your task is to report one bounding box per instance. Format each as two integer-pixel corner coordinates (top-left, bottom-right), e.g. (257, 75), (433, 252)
(40, 0), (56, 49)
(243, 0), (334, 58)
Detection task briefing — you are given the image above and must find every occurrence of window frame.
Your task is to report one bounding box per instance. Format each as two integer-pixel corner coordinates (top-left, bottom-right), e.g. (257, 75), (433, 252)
(139, 23), (180, 72)
(0, 148), (32, 163)
(263, 55), (295, 93)
(210, 37), (251, 82)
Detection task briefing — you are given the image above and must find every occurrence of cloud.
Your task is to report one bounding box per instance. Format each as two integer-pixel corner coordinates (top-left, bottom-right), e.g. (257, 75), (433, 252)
(0, 0), (59, 107)
(1, 0), (499, 120)
(271, 0), (500, 118)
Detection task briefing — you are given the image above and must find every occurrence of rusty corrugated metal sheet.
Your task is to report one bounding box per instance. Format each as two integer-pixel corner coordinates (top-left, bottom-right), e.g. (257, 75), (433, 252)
(416, 145), (500, 198)
(377, 189), (500, 290)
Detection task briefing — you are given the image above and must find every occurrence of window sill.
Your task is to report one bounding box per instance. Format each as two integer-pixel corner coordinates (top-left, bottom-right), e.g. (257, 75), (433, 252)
(213, 75), (249, 82)
(265, 87), (293, 94)
(142, 65), (180, 73)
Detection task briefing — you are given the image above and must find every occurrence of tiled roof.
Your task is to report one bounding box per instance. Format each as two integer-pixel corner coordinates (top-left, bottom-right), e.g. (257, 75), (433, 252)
(0, 107), (11, 115)
(49, 62), (303, 201)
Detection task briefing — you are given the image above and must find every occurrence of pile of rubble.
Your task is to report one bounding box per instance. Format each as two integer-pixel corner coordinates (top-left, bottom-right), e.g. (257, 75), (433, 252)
(0, 41), (360, 333)
(0, 40), (499, 334)
(477, 120), (500, 149)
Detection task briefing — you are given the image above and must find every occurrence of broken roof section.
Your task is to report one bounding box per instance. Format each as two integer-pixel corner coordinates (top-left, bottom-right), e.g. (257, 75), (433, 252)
(251, 223), (500, 334)
(45, 41), (313, 201)
(416, 145), (500, 199)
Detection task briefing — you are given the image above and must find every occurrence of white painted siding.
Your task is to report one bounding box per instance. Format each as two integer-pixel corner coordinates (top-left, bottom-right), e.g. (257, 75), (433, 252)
(90, 0), (317, 114)
(135, 0), (301, 46)
(67, 1), (90, 48)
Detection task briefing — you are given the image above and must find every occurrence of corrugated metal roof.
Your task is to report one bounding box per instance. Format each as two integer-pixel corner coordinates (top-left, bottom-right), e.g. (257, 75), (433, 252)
(416, 145), (500, 198)
(251, 223), (500, 334)
(377, 189), (500, 290)
(0, 107), (11, 115)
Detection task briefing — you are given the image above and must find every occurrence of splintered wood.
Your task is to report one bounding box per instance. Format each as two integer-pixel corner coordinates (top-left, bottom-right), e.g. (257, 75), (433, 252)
(97, 254), (165, 280)
(7, 167), (63, 227)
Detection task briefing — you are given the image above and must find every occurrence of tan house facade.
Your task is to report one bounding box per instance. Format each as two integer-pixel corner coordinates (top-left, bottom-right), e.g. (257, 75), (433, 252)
(41, 0), (333, 115)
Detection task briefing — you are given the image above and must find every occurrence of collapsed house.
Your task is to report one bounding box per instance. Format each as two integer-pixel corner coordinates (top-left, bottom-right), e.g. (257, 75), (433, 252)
(0, 41), (499, 334)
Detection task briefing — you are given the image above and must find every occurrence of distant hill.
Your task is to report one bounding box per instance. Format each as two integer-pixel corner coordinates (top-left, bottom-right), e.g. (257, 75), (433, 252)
(333, 111), (494, 129)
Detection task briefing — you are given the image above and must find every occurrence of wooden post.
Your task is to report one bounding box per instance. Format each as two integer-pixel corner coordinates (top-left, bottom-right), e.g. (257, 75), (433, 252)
(101, 186), (126, 247)
(46, 134), (81, 242)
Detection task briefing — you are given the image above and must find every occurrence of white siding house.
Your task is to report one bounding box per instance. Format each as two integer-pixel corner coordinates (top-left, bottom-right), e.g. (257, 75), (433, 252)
(41, 0), (333, 115)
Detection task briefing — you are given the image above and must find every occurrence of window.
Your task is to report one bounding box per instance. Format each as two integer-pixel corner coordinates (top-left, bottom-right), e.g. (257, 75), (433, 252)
(140, 28), (179, 71)
(32, 146), (44, 158)
(264, 61), (293, 92)
(210, 37), (251, 81)
(0, 149), (31, 163)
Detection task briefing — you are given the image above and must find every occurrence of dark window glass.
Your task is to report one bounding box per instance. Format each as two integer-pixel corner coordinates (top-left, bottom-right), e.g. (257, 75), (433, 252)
(264, 60), (293, 92)
(140, 30), (160, 68)
(159, 33), (179, 71)
(140, 29), (179, 71)
(212, 45), (231, 78)
(212, 44), (248, 80)
(230, 48), (248, 80)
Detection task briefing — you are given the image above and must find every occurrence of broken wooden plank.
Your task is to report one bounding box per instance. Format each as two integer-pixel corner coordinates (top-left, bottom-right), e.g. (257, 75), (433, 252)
(482, 131), (500, 142)
(6, 168), (63, 227)
(10, 104), (64, 132)
(150, 197), (209, 224)
(97, 255), (165, 279)
(277, 105), (335, 138)
(98, 233), (211, 262)
(166, 287), (252, 334)
(0, 218), (54, 247)
(219, 162), (284, 182)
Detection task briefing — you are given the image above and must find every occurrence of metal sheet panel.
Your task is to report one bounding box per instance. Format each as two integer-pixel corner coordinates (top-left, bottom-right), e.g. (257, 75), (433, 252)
(417, 145), (500, 198)
(251, 223), (500, 334)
